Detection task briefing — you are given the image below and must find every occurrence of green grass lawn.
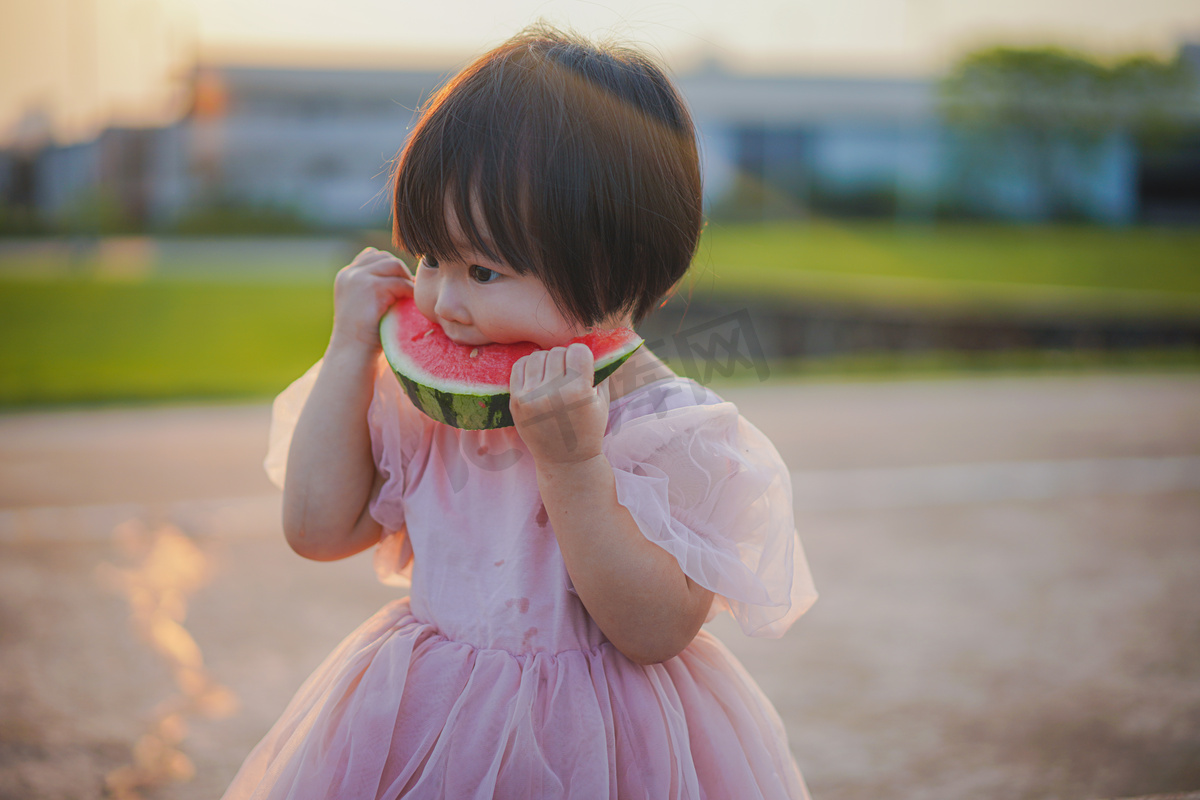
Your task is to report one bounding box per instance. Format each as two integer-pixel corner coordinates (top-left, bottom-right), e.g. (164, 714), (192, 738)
(2, 222), (1198, 407)
(691, 222), (1200, 315)
(0, 280), (332, 406)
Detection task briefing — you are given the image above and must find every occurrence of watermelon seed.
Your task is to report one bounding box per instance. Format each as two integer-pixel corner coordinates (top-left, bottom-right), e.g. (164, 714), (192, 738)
(470, 348), (480, 358)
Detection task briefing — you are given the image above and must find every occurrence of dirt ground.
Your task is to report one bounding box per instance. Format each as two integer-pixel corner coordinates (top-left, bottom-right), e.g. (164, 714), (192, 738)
(1, 372), (1198, 800)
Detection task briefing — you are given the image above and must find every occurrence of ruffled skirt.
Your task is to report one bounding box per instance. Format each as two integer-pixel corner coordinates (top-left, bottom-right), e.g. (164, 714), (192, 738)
(222, 599), (809, 800)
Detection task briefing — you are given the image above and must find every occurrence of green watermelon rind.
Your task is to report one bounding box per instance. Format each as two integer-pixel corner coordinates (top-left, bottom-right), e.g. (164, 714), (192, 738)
(379, 308), (643, 430)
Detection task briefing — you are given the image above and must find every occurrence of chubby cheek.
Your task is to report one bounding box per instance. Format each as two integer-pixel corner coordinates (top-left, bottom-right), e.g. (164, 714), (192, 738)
(412, 275), (437, 323)
(527, 300), (586, 348)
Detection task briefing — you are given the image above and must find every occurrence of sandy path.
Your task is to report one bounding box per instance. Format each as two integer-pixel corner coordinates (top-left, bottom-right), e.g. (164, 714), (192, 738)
(1, 373), (1198, 799)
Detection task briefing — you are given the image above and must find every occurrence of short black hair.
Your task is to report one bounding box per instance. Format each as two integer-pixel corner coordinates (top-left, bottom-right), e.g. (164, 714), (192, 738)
(392, 24), (703, 326)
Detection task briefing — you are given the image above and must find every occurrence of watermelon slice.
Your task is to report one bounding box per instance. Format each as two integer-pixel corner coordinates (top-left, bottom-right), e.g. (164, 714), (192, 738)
(379, 297), (643, 430)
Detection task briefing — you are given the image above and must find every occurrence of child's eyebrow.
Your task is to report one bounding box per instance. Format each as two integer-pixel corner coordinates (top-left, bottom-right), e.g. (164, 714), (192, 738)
(472, 253), (512, 271)
(464, 226), (502, 264)
(435, 242), (508, 271)
(470, 238), (503, 263)
(443, 206), (504, 266)
(452, 227), (507, 267)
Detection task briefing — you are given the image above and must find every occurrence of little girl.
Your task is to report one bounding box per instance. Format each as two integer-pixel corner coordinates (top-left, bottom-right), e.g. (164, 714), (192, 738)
(223, 25), (817, 800)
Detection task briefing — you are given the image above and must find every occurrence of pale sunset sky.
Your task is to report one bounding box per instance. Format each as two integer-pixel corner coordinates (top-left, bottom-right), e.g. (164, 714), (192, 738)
(2, 0), (1199, 144)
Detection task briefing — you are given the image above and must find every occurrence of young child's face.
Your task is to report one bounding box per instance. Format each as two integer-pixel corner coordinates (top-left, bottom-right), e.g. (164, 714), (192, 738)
(412, 206), (604, 349)
(413, 252), (579, 349)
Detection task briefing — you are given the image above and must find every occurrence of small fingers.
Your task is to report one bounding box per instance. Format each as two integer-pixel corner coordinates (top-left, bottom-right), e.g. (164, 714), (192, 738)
(367, 253), (414, 279)
(340, 250), (414, 295)
(510, 357), (526, 395)
(565, 343), (594, 384)
(511, 345), (595, 413)
(542, 346), (591, 394)
(348, 246), (381, 268)
(350, 247), (413, 276)
(522, 351), (548, 393)
(391, 255), (417, 281)
(547, 346), (569, 385)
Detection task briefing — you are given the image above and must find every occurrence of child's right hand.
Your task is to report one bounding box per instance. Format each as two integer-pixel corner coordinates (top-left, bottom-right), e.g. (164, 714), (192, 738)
(328, 247), (415, 353)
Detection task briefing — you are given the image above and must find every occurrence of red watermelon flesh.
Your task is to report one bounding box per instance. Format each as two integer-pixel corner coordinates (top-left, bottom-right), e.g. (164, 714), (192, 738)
(379, 296), (644, 429)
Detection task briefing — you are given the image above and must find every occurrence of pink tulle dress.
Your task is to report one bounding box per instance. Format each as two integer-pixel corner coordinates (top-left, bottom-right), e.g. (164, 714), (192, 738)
(222, 356), (818, 800)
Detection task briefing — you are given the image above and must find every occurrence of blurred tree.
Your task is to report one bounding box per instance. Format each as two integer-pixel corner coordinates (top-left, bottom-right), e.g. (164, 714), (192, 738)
(940, 46), (1196, 220)
(1106, 53), (1198, 147)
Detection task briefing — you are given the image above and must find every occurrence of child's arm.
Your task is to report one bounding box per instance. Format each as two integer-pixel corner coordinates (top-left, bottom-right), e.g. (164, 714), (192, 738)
(282, 248), (414, 562)
(511, 344), (716, 665)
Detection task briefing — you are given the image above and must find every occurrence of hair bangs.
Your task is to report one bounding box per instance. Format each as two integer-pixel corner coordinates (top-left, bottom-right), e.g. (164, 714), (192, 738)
(393, 72), (543, 273)
(393, 24), (704, 327)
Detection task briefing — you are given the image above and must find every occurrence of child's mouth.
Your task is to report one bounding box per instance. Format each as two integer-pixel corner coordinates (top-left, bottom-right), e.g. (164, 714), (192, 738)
(439, 321), (489, 347)
(416, 308), (478, 346)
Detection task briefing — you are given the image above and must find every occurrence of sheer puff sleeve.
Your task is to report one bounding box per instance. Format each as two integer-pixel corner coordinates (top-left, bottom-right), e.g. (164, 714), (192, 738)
(263, 356), (425, 587)
(602, 402), (817, 638)
(366, 354), (427, 586)
(264, 360), (321, 491)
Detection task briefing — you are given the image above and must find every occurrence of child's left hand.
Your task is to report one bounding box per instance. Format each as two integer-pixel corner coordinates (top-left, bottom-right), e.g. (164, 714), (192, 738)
(510, 342), (610, 466)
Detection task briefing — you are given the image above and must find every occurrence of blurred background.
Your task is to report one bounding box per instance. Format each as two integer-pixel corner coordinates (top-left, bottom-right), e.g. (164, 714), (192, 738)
(1, 1), (1199, 799)
(2, 0), (1200, 398)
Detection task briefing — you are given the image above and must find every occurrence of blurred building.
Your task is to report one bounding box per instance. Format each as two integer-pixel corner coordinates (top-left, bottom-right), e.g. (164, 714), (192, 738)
(172, 66), (438, 228)
(2, 54), (1198, 231)
(685, 68), (960, 221)
(0, 66), (439, 232)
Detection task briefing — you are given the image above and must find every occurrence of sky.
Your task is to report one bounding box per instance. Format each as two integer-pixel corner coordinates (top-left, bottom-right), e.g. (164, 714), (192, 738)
(2, 0), (1199, 145)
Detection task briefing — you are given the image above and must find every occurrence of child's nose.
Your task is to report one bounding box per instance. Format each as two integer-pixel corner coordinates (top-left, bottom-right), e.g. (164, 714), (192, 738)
(433, 282), (470, 324)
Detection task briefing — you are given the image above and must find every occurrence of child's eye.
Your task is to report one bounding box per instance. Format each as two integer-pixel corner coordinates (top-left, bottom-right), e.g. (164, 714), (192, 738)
(421, 256), (439, 269)
(469, 265), (499, 283)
